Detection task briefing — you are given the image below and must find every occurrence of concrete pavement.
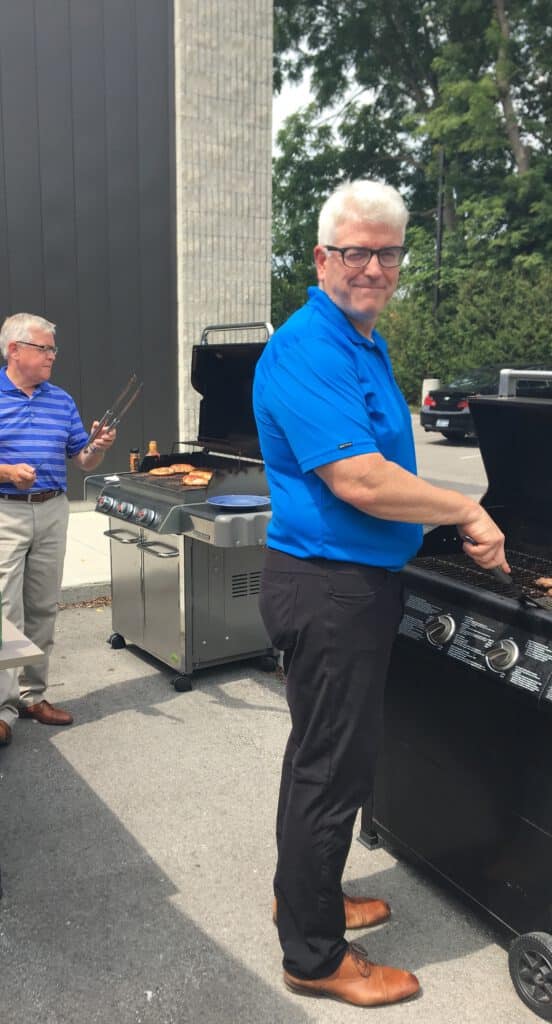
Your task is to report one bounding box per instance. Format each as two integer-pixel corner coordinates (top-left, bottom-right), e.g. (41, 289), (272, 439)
(61, 500), (111, 605)
(1, 425), (536, 1024)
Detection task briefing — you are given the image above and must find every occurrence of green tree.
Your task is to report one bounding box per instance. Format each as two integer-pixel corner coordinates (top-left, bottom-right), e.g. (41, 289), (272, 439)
(272, 0), (552, 383)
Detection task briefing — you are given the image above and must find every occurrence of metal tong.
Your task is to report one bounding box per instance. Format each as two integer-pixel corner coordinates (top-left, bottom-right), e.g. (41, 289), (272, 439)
(85, 373), (144, 451)
(462, 535), (552, 610)
(483, 564), (552, 611)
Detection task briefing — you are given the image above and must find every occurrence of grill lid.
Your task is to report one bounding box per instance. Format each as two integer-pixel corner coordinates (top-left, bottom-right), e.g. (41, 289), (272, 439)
(191, 341), (265, 458)
(469, 393), (552, 519)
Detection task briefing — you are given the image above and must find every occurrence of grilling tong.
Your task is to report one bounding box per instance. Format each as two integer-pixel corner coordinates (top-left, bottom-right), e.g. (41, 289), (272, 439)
(85, 373), (144, 452)
(462, 535), (552, 611)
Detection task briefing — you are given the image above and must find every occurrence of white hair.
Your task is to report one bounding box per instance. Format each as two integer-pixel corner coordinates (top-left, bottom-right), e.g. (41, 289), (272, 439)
(0, 313), (56, 359)
(318, 179), (409, 244)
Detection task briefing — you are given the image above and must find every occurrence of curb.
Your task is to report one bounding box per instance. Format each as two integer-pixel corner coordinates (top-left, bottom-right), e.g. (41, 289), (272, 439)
(60, 581), (111, 606)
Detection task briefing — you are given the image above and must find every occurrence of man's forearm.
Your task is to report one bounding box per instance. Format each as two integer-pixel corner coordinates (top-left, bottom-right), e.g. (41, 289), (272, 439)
(317, 453), (478, 526)
(74, 448), (106, 473)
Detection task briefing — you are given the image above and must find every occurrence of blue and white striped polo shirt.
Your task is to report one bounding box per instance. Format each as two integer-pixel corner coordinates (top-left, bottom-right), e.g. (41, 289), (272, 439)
(0, 366), (88, 493)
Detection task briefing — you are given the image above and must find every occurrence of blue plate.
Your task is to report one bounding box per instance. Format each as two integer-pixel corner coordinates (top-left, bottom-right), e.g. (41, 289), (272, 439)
(206, 494), (270, 509)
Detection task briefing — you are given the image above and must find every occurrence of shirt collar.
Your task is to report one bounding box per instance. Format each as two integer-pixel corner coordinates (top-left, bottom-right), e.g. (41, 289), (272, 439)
(0, 365), (51, 395)
(307, 286), (379, 349)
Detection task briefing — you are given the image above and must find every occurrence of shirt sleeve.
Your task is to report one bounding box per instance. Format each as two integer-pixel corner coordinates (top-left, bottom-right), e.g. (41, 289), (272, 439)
(66, 398), (89, 457)
(266, 331), (380, 473)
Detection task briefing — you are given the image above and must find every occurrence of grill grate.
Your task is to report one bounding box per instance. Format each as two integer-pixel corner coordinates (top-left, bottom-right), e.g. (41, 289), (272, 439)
(231, 571), (262, 598)
(412, 548), (552, 599)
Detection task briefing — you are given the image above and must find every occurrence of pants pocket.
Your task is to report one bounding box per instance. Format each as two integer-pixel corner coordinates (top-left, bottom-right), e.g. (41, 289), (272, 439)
(259, 572), (298, 652)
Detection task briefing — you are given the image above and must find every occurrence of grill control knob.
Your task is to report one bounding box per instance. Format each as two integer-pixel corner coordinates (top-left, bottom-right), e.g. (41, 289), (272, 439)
(424, 613), (456, 646)
(96, 495), (115, 512)
(135, 507), (158, 527)
(485, 638), (520, 674)
(115, 500), (134, 519)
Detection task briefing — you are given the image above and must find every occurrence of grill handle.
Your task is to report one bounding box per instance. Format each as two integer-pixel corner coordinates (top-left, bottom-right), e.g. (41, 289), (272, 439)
(104, 529), (140, 545)
(199, 321), (273, 346)
(498, 368), (552, 397)
(138, 540), (179, 559)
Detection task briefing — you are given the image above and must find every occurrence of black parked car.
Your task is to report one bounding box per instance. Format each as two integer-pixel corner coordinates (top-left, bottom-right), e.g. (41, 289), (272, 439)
(420, 365), (552, 442)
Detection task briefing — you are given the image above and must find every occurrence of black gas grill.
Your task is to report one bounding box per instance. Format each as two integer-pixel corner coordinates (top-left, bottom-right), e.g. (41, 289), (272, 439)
(86, 323), (276, 689)
(360, 375), (552, 1020)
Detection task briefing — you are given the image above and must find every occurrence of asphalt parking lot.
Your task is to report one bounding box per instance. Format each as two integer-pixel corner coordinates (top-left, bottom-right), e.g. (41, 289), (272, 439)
(412, 416), (488, 501)
(0, 425), (538, 1024)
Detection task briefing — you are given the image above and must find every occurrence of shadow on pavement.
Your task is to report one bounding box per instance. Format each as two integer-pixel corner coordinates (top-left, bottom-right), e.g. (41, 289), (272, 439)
(0, 604), (531, 1023)
(0, 724), (311, 1024)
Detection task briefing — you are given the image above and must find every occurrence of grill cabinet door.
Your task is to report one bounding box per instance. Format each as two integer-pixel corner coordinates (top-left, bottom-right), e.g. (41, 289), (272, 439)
(108, 519), (143, 645)
(140, 533), (185, 671)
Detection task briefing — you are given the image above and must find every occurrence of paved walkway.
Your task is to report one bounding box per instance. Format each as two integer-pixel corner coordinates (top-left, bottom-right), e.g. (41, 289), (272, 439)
(0, 433), (537, 1023)
(62, 501), (111, 602)
(0, 603), (533, 1024)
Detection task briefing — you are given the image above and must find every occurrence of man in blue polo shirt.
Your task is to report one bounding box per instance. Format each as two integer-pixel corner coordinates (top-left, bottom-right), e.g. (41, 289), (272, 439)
(253, 179), (508, 1007)
(0, 313), (116, 747)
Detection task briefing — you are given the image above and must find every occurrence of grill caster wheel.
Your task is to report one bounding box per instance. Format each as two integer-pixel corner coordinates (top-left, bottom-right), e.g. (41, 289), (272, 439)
(509, 931), (552, 1020)
(173, 675), (193, 693)
(108, 633), (126, 650)
(258, 655), (278, 672)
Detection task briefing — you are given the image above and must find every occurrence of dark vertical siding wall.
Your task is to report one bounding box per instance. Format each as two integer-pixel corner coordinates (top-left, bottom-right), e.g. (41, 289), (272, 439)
(0, 0), (176, 496)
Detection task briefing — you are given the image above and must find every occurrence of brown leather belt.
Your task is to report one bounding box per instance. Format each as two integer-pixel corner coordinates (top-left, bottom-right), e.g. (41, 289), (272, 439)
(0, 489), (63, 504)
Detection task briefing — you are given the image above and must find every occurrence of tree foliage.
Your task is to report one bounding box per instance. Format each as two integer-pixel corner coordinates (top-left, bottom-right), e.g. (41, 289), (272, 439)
(272, 0), (552, 396)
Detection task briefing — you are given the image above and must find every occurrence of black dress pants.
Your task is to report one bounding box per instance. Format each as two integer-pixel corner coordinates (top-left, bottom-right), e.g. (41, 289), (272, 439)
(259, 548), (403, 980)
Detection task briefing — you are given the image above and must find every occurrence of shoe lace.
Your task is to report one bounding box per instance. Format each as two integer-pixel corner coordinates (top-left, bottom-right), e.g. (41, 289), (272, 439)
(349, 943), (374, 978)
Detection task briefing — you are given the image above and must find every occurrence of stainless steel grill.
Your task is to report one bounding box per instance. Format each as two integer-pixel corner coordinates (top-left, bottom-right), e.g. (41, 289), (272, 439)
(86, 323), (275, 688)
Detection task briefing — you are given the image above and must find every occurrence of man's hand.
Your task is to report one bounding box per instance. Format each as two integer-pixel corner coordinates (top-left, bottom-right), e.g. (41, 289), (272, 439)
(87, 420), (117, 453)
(9, 463), (37, 490)
(457, 511), (510, 573)
(75, 420), (117, 472)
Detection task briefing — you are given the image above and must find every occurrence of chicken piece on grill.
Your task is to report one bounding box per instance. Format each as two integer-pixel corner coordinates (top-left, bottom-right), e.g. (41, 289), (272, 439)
(182, 469), (214, 487)
(535, 576), (552, 595)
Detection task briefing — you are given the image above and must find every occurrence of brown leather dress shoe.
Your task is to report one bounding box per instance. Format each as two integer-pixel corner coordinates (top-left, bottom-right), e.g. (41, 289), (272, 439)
(272, 892), (391, 930)
(19, 700), (73, 726)
(0, 721), (12, 746)
(284, 942), (420, 1006)
(343, 892), (391, 929)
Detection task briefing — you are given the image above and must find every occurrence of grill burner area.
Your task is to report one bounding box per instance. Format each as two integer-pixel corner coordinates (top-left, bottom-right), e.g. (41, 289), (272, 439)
(413, 549), (552, 601)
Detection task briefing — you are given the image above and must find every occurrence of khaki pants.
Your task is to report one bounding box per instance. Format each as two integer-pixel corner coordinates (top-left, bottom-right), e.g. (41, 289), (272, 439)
(0, 494), (69, 726)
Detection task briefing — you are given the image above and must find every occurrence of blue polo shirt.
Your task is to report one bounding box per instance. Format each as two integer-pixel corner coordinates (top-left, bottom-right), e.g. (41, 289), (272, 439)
(0, 366), (88, 493)
(253, 287), (423, 569)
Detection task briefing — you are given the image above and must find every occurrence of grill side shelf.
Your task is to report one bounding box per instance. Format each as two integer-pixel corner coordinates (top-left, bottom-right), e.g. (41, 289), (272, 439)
(180, 510), (271, 547)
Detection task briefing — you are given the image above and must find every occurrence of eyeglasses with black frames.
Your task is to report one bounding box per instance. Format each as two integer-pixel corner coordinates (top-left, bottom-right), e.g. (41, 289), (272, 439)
(324, 245), (407, 269)
(16, 340), (58, 356)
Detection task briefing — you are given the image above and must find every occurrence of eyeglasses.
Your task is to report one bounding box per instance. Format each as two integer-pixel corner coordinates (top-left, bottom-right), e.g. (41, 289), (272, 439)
(16, 341), (58, 356)
(324, 245), (407, 269)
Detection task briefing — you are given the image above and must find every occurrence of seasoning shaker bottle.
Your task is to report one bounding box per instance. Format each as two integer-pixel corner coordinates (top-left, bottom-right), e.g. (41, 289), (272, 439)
(129, 448), (140, 472)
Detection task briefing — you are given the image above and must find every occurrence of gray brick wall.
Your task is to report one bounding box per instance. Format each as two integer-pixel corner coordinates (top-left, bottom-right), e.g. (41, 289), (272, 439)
(174, 0), (272, 440)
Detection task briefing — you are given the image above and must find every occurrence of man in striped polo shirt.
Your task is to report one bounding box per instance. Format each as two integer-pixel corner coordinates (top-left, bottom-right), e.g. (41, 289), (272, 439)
(0, 313), (116, 747)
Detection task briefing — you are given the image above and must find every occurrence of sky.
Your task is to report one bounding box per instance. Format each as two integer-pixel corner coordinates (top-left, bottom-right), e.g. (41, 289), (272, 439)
(272, 76), (312, 148)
